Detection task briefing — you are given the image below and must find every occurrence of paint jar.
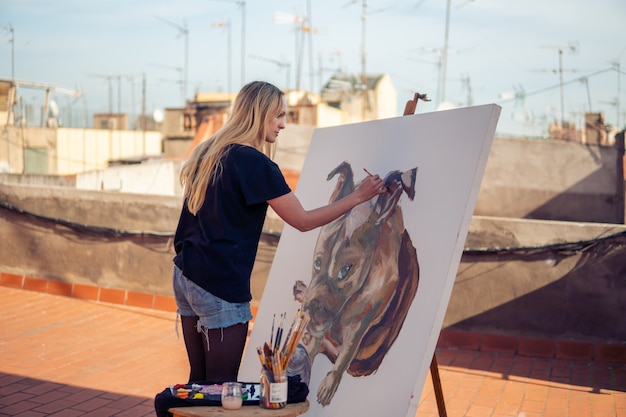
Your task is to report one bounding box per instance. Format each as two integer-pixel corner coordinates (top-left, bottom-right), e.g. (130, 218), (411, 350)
(259, 368), (287, 409)
(221, 382), (243, 410)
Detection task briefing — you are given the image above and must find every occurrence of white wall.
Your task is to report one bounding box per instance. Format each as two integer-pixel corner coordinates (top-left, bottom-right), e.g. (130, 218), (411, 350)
(56, 128), (162, 175)
(75, 124), (314, 197)
(76, 159), (183, 196)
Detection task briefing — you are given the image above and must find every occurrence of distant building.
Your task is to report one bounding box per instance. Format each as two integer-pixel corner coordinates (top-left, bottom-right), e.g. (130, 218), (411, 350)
(319, 73), (398, 125)
(549, 112), (615, 146)
(0, 78), (80, 128)
(160, 73), (399, 160)
(0, 80), (14, 127)
(161, 92), (235, 159)
(93, 113), (128, 130)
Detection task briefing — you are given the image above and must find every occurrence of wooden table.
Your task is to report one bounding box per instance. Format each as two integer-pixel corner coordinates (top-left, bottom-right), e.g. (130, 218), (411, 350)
(169, 400), (310, 417)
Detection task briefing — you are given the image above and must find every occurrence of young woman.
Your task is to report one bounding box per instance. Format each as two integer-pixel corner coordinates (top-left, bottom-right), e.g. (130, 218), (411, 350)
(173, 81), (385, 383)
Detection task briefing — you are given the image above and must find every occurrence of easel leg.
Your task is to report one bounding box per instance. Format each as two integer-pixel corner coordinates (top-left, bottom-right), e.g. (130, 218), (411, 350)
(403, 92), (446, 417)
(430, 354), (447, 417)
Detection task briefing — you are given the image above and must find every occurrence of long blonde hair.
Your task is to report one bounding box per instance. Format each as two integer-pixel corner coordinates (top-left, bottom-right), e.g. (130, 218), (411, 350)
(180, 81), (285, 215)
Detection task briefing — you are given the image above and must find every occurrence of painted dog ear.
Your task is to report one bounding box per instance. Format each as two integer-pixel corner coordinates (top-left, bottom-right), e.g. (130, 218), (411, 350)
(326, 161), (355, 203)
(293, 280), (308, 303)
(401, 167), (418, 201)
(370, 167), (418, 226)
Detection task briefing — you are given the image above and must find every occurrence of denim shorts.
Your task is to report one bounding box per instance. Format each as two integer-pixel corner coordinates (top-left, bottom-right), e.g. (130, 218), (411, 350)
(172, 264), (252, 329)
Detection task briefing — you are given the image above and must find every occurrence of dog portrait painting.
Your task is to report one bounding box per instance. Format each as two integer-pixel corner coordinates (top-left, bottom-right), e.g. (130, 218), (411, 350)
(289, 161), (420, 406)
(239, 104), (501, 417)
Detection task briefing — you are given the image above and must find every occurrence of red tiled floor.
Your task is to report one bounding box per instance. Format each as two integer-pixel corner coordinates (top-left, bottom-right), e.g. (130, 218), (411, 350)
(1, 286), (625, 417)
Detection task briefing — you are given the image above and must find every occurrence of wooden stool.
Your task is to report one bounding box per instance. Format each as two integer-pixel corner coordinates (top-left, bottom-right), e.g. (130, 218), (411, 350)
(169, 400), (309, 417)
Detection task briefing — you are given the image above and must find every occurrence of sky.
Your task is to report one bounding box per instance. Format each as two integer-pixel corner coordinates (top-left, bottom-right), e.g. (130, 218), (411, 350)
(1, 0), (625, 137)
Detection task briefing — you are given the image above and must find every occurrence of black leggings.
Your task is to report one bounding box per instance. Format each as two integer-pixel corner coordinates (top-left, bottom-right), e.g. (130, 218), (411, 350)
(181, 315), (249, 383)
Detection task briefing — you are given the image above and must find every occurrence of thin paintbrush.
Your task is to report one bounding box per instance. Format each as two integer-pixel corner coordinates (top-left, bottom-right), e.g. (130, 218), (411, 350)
(281, 312), (309, 369)
(274, 312), (285, 351)
(280, 310), (299, 356)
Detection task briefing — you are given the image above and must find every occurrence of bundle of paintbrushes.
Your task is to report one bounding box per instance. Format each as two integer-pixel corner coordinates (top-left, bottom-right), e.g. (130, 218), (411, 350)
(256, 309), (310, 383)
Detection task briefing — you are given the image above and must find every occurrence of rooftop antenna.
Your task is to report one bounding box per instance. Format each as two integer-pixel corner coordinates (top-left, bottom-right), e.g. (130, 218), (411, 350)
(408, 46), (443, 105)
(359, 0), (367, 120)
(4, 24), (14, 81)
(272, 9), (317, 91)
(87, 73), (119, 114)
(344, 0), (392, 120)
(610, 55), (624, 128)
(440, 0), (475, 107)
(541, 41), (579, 128)
(317, 50), (342, 90)
(148, 63), (184, 104)
(272, 11), (303, 90)
(212, 0), (246, 86)
(578, 77), (592, 112)
(306, 0), (315, 92)
(440, 0), (451, 106)
(249, 55), (291, 90)
(460, 74), (472, 106)
(155, 16), (189, 105)
(212, 20), (232, 93)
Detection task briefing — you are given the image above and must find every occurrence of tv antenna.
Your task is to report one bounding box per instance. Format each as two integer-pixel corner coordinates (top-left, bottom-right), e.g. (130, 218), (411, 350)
(211, 0), (246, 86)
(540, 41), (579, 127)
(87, 73), (122, 114)
(3, 25), (14, 80)
(148, 63), (185, 104)
(344, 0), (393, 120)
(250, 55), (291, 90)
(212, 20), (232, 93)
(609, 55), (624, 128)
(155, 16), (189, 105)
(272, 7), (317, 92)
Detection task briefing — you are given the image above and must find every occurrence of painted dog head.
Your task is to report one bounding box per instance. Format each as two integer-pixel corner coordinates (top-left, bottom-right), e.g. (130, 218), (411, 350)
(293, 161), (420, 406)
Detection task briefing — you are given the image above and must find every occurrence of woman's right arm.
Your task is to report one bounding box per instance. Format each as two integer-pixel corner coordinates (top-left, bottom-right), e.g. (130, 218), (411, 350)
(268, 174), (385, 232)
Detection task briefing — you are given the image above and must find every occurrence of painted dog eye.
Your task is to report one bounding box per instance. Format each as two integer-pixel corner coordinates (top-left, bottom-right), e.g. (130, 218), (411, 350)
(313, 257), (322, 271)
(337, 264), (352, 280)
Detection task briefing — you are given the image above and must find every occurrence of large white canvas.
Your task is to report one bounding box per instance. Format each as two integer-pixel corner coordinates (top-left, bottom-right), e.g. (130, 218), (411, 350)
(240, 104), (501, 417)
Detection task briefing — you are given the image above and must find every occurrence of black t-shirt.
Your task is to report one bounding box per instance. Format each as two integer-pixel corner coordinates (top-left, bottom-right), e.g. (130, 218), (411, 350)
(173, 144), (291, 303)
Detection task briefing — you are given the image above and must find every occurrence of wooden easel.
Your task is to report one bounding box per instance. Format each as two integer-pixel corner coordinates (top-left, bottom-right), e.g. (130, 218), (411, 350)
(403, 92), (447, 417)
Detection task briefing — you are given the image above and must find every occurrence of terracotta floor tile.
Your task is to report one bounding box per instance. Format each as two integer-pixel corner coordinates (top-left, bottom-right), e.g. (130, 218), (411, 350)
(543, 409), (568, 417)
(592, 413), (618, 417)
(472, 395), (499, 408)
(466, 404), (495, 416)
(521, 399), (546, 413)
(494, 401), (520, 416)
(2, 286), (626, 417)
(525, 385), (549, 400)
(521, 413), (544, 417)
(545, 396), (569, 408)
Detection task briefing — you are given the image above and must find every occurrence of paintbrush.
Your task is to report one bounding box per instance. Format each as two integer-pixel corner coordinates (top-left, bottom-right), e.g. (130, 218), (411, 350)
(256, 346), (272, 374)
(281, 312), (310, 369)
(263, 342), (273, 366)
(280, 310), (299, 356)
(274, 313), (285, 351)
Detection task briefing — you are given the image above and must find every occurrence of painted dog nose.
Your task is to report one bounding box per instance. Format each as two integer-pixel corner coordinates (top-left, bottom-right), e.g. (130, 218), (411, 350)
(305, 298), (332, 326)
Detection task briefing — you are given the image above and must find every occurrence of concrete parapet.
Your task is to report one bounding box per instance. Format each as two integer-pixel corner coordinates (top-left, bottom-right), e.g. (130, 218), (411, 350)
(1, 183), (624, 344)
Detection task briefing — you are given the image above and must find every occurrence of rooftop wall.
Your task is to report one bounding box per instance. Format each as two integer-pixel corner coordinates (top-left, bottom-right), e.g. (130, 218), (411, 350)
(476, 136), (625, 223)
(1, 183), (624, 344)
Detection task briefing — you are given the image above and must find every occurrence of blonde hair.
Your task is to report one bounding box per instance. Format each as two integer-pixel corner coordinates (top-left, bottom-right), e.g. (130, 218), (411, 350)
(180, 81), (285, 215)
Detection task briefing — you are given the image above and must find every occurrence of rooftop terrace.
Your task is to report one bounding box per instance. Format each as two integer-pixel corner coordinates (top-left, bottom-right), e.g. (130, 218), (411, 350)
(1, 286), (625, 417)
